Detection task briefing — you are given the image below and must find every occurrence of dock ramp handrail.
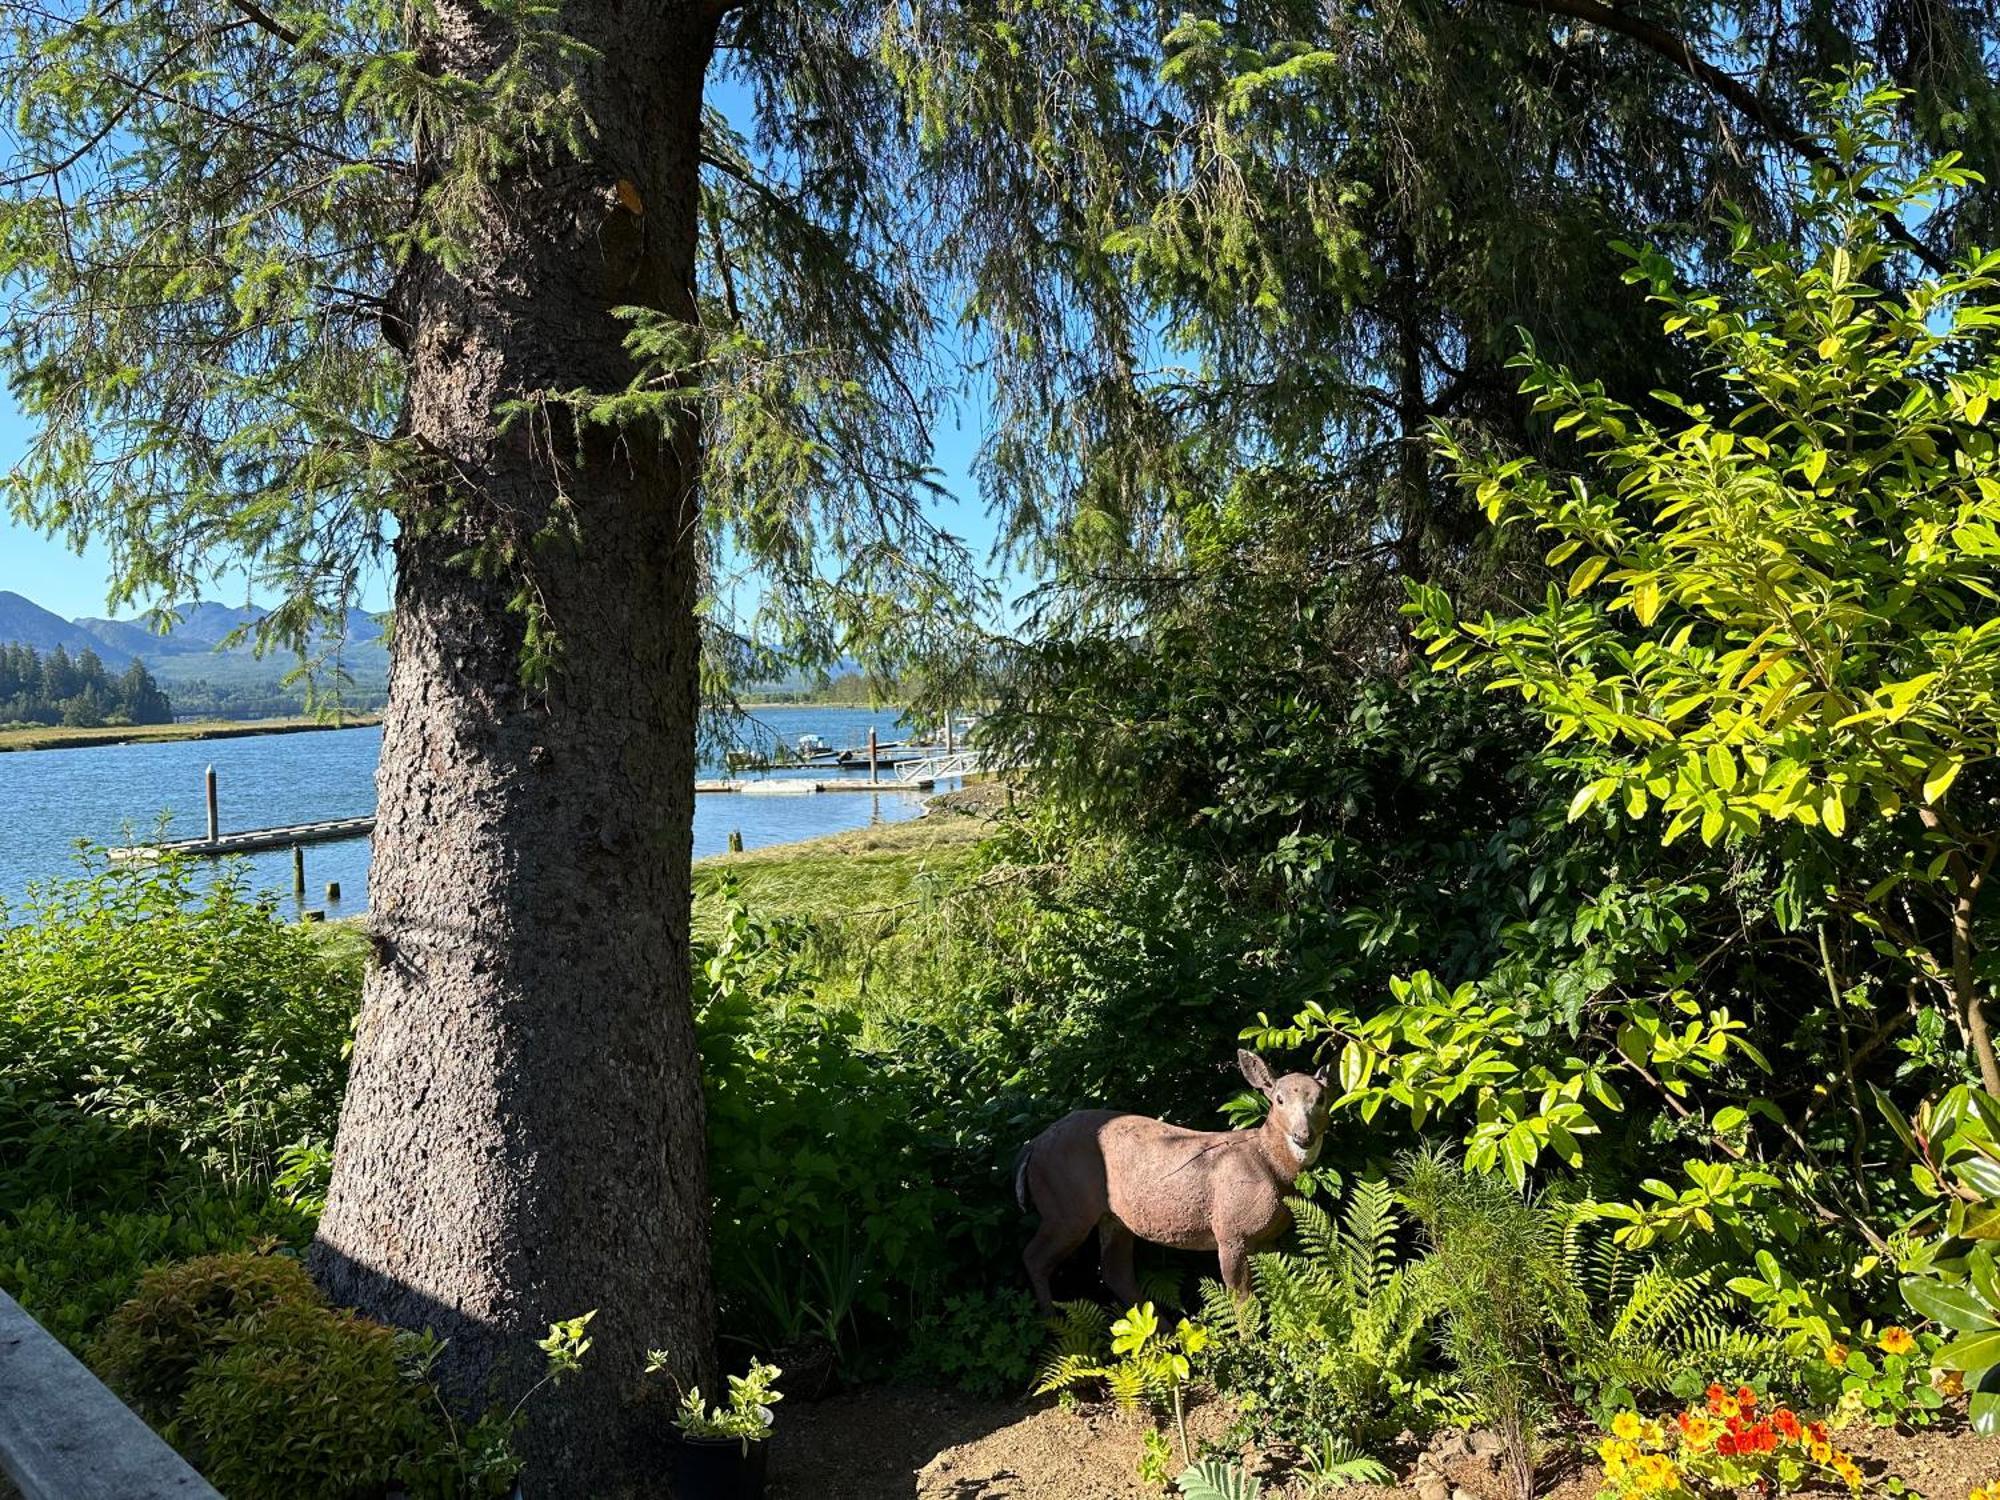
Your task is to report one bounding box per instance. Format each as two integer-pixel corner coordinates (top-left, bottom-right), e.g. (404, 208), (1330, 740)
(0, 1289), (220, 1498)
(894, 749), (991, 783)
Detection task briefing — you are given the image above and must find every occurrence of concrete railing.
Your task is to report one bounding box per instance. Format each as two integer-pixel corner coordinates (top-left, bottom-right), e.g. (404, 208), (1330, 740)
(0, 1290), (219, 1499)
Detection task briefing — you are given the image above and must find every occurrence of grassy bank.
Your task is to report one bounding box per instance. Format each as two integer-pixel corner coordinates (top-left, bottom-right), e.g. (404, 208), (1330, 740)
(0, 715), (382, 753)
(692, 790), (994, 933)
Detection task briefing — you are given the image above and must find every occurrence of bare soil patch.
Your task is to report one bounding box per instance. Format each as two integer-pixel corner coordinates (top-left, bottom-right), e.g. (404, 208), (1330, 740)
(767, 1387), (2000, 1500)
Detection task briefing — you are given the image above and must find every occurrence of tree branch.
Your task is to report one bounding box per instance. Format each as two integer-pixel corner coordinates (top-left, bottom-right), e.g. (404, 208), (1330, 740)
(1477, 0), (1953, 275)
(224, 0), (303, 48)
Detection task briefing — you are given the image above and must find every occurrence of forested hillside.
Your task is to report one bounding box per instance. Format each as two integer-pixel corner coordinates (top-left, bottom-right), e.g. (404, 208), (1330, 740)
(0, 643), (171, 728)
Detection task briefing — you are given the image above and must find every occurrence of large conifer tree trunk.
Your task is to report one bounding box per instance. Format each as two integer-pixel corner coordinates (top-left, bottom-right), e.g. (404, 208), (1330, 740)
(311, 1), (719, 1489)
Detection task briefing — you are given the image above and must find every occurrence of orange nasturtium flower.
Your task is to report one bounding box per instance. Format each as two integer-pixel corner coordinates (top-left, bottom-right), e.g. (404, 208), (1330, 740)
(1878, 1326), (1918, 1356)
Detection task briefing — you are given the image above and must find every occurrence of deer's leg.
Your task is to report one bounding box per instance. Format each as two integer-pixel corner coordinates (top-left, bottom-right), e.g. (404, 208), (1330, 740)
(1024, 1216), (1094, 1314)
(1097, 1218), (1140, 1308)
(1217, 1235), (1253, 1303)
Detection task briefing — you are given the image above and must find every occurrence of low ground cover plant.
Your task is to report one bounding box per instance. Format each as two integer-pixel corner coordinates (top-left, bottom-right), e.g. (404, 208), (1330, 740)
(1595, 1385), (1863, 1499)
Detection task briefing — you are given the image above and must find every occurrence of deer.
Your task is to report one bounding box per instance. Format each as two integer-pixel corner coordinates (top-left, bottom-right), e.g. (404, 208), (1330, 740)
(1014, 1049), (1331, 1311)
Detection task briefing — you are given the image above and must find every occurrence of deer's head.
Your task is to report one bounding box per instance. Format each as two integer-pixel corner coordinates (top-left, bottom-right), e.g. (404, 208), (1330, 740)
(1238, 1049), (1331, 1167)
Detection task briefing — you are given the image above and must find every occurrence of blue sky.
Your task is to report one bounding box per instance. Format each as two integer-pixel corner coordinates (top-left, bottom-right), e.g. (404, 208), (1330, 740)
(0, 65), (1017, 627)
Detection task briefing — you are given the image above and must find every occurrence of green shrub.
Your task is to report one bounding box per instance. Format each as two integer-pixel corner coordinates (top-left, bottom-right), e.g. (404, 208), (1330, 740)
(0, 852), (360, 1213)
(898, 1288), (1046, 1398)
(1199, 1175), (1439, 1451)
(0, 1191), (313, 1354)
(175, 1300), (442, 1499)
(92, 1249), (323, 1420)
(1400, 1150), (1585, 1500)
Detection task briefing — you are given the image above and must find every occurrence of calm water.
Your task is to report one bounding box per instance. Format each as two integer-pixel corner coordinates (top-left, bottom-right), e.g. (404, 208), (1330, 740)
(0, 706), (943, 916)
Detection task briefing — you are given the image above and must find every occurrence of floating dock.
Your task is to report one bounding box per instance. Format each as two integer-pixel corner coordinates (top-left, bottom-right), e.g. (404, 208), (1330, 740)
(109, 816), (377, 862)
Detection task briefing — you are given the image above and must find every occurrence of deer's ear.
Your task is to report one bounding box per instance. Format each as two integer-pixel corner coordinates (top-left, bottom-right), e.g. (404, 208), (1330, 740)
(1237, 1049), (1275, 1093)
(1313, 1063), (1330, 1087)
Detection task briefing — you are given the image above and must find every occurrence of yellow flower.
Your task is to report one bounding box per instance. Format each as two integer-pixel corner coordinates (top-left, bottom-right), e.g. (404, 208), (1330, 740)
(1879, 1326), (1918, 1356)
(1935, 1368), (1966, 1397)
(1825, 1342), (1850, 1367)
(1811, 1441), (1833, 1463)
(1716, 1395), (1740, 1419)
(1612, 1412), (1643, 1441)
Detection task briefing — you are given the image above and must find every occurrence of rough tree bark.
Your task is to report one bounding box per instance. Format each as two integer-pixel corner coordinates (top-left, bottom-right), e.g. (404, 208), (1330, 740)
(310, 1), (720, 1491)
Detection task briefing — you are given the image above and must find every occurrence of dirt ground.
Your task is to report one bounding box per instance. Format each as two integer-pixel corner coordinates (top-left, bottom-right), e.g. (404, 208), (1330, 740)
(766, 1387), (2000, 1500)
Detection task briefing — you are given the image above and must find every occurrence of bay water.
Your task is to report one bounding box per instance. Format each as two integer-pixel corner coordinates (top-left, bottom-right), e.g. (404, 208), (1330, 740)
(0, 706), (940, 916)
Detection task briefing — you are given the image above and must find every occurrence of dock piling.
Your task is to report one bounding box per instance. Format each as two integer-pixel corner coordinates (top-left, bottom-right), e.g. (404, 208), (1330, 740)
(727, 830), (743, 853)
(325, 881), (341, 903)
(204, 766), (218, 844)
(292, 844), (305, 903)
(868, 727), (879, 786)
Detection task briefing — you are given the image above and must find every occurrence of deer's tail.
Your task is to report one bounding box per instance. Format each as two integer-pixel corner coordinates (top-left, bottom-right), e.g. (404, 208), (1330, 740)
(1013, 1139), (1034, 1213)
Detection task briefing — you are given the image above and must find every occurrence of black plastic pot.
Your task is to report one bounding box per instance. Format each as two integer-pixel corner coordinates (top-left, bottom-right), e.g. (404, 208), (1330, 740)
(667, 1433), (769, 1500)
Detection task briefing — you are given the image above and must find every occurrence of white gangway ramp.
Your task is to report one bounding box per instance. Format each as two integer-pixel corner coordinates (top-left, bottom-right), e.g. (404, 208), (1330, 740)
(894, 749), (988, 784)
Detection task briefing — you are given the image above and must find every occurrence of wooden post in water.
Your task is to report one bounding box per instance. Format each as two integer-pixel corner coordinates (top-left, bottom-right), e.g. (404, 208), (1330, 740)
(868, 726), (879, 786)
(325, 882), (342, 903)
(204, 766), (219, 844)
(292, 844), (305, 904)
(727, 830), (743, 854)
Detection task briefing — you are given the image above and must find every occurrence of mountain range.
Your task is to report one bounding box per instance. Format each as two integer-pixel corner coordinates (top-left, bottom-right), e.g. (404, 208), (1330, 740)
(0, 590), (390, 711)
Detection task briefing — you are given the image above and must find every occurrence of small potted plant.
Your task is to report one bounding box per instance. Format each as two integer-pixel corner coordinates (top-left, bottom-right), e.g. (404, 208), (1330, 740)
(645, 1349), (783, 1499)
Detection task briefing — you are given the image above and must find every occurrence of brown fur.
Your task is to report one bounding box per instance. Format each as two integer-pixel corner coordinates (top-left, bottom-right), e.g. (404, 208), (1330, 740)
(1017, 1050), (1330, 1309)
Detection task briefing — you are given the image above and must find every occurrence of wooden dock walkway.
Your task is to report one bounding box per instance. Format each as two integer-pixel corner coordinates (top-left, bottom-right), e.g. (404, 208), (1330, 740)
(109, 816), (377, 862)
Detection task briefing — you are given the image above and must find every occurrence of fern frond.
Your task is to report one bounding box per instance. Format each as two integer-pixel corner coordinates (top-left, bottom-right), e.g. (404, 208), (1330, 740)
(1300, 1436), (1394, 1492)
(1105, 1361), (1148, 1412)
(1291, 1193), (1343, 1266)
(1047, 1298), (1110, 1358)
(1033, 1351), (1109, 1397)
(1177, 1458), (1263, 1500)
(1139, 1263), (1185, 1310)
(1339, 1175), (1398, 1295)
(1199, 1276), (1261, 1339)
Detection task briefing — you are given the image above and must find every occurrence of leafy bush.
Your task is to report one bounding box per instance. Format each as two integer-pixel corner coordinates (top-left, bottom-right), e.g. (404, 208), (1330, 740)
(0, 852), (359, 1212)
(91, 1248), (538, 1499)
(174, 1299), (442, 1498)
(92, 1249), (324, 1420)
(898, 1288), (1046, 1398)
(696, 899), (993, 1356)
(0, 1190), (313, 1353)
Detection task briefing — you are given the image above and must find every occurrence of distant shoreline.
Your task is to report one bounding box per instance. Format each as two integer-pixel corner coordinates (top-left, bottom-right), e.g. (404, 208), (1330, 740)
(0, 702), (910, 755)
(0, 716), (384, 754)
